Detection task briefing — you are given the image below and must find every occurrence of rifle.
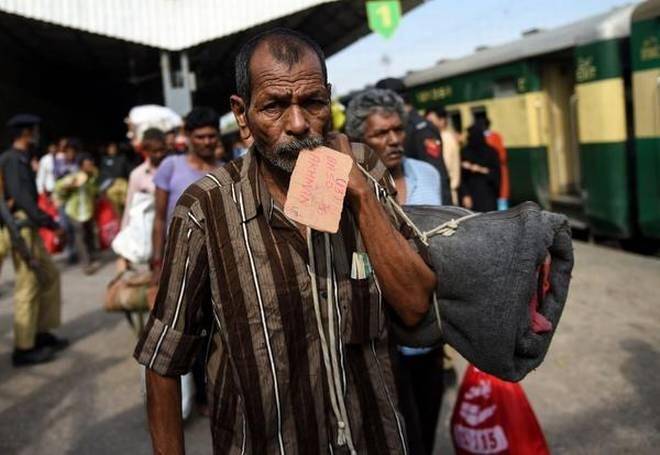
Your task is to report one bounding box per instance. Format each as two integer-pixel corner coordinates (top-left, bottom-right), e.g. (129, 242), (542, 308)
(0, 171), (47, 284)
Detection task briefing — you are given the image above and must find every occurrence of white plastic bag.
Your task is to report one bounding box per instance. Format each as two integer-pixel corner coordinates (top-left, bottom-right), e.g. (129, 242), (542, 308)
(180, 372), (195, 420)
(127, 105), (183, 142)
(112, 192), (155, 264)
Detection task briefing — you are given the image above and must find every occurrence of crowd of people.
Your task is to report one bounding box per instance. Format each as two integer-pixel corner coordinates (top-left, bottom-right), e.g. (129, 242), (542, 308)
(2, 27), (519, 455)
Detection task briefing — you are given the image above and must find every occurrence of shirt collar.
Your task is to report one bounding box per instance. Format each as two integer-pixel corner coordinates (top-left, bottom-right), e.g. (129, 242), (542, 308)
(242, 147), (317, 234)
(231, 146), (271, 224)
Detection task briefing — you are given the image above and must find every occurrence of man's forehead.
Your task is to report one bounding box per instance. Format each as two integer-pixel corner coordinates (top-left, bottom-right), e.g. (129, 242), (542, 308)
(369, 111), (402, 126)
(249, 41), (324, 90)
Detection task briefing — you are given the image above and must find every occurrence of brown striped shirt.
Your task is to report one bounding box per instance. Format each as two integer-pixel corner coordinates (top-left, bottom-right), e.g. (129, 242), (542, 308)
(134, 144), (414, 454)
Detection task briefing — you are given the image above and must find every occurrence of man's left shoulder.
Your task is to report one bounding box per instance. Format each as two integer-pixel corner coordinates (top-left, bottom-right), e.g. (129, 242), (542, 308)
(0, 149), (17, 165)
(350, 142), (389, 183)
(407, 157), (440, 178)
(129, 160), (147, 176)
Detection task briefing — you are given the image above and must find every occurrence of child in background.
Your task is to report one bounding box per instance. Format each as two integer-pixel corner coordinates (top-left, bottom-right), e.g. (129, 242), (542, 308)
(55, 153), (100, 275)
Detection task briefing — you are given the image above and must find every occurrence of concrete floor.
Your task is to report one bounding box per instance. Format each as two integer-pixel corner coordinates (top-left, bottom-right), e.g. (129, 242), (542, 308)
(0, 241), (658, 454)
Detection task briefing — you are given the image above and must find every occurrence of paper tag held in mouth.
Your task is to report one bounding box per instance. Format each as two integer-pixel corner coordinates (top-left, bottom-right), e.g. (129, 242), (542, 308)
(284, 146), (353, 233)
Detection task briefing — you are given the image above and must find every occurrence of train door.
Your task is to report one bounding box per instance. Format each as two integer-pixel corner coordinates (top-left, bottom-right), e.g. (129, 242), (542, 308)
(471, 106), (488, 127)
(541, 56), (581, 198)
(448, 109), (463, 135)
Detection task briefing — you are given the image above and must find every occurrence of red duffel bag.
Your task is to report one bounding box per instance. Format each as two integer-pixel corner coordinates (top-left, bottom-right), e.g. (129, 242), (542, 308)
(38, 193), (63, 254)
(451, 365), (550, 455)
(95, 197), (120, 250)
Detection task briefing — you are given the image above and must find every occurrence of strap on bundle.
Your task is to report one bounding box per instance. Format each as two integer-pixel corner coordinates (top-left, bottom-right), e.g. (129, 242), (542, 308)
(355, 163), (479, 243)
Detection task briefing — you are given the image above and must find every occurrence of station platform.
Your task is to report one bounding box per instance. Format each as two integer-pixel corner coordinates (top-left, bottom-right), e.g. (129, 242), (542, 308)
(0, 241), (658, 454)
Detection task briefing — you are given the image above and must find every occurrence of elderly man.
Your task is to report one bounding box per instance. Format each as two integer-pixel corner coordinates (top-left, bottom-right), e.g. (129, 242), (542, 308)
(375, 78), (452, 206)
(345, 89), (442, 207)
(134, 28), (436, 454)
(345, 89), (444, 455)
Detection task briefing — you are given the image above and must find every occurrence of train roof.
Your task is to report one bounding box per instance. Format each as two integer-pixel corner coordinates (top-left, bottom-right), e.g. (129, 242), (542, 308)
(405, 4), (638, 88)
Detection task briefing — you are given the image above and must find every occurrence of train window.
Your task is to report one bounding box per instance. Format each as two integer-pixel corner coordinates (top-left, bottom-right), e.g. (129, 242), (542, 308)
(448, 110), (463, 132)
(471, 106), (488, 127)
(493, 77), (517, 98)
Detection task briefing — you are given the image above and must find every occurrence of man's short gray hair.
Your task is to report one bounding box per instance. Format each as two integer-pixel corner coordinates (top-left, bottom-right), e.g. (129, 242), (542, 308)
(344, 88), (407, 141)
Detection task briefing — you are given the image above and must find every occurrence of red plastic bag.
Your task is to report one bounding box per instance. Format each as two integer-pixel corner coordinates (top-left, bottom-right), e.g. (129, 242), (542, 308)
(451, 365), (550, 454)
(37, 194), (63, 254)
(95, 198), (120, 250)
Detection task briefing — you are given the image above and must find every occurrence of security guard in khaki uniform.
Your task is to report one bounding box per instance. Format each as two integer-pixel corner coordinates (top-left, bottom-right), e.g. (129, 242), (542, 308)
(1, 114), (67, 367)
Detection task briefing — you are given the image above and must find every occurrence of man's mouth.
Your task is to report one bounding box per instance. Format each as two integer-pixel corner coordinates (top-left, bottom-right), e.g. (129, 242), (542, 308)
(275, 135), (325, 156)
(385, 150), (403, 160)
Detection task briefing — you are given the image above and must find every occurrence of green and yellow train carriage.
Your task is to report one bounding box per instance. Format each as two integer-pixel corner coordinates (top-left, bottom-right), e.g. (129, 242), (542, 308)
(405, 0), (660, 245)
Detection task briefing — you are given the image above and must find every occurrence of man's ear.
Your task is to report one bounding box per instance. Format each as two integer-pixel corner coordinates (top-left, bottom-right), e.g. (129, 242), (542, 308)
(326, 83), (332, 100)
(230, 95), (252, 142)
(230, 95), (248, 128)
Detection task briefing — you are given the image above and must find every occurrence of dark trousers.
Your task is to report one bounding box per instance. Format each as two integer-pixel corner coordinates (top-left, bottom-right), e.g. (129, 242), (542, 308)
(71, 220), (96, 266)
(396, 347), (444, 455)
(192, 350), (207, 406)
(58, 207), (76, 261)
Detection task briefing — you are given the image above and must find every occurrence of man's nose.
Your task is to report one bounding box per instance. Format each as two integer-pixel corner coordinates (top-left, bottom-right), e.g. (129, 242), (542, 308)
(285, 105), (310, 137)
(386, 129), (400, 145)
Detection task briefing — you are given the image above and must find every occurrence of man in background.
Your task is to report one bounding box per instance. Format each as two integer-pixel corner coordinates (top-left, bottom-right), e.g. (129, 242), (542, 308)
(426, 106), (461, 205)
(121, 128), (168, 230)
(376, 77), (452, 205)
(150, 106), (221, 419)
(36, 142), (58, 195)
(54, 138), (80, 264)
(114, 128), (168, 273)
(54, 153), (100, 275)
(99, 142), (131, 217)
(0, 114), (66, 367)
(346, 88), (444, 455)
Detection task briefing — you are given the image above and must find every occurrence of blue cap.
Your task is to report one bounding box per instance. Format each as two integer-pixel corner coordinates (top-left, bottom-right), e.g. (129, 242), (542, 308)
(6, 114), (41, 128)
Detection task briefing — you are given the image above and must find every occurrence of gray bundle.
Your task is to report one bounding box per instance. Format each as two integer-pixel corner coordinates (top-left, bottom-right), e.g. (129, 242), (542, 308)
(391, 202), (574, 382)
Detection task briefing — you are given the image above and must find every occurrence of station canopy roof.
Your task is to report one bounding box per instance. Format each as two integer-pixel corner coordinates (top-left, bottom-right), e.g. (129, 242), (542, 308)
(0, 0), (420, 115)
(0, 0), (424, 51)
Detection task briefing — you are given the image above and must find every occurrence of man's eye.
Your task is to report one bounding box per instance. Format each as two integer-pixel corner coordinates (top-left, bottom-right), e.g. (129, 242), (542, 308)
(263, 103), (281, 112)
(305, 99), (327, 109)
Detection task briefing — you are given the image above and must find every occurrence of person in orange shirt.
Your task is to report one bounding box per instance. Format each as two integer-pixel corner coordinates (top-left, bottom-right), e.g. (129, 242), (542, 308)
(482, 117), (510, 210)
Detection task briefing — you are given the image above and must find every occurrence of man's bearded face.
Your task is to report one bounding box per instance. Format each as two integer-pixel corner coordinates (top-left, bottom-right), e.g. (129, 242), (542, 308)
(242, 42), (331, 173)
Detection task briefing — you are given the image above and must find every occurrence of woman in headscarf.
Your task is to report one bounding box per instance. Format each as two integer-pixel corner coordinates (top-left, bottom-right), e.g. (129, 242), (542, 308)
(460, 124), (501, 212)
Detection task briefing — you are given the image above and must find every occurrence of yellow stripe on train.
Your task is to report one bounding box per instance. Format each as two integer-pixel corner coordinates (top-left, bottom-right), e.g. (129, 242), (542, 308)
(633, 68), (660, 138)
(575, 78), (627, 144)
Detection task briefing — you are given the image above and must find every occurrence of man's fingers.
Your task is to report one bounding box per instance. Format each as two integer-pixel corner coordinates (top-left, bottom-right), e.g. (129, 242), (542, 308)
(326, 132), (353, 157)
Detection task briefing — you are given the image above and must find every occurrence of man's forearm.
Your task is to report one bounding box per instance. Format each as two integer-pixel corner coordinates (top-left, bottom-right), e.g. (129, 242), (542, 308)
(151, 217), (165, 264)
(145, 369), (185, 455)
(326, 132), (436, 325)
(349, 188), (436, 326)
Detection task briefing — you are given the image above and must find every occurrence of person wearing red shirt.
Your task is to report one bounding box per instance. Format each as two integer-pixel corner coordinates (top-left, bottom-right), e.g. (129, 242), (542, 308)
(483, 117), (510, 210)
